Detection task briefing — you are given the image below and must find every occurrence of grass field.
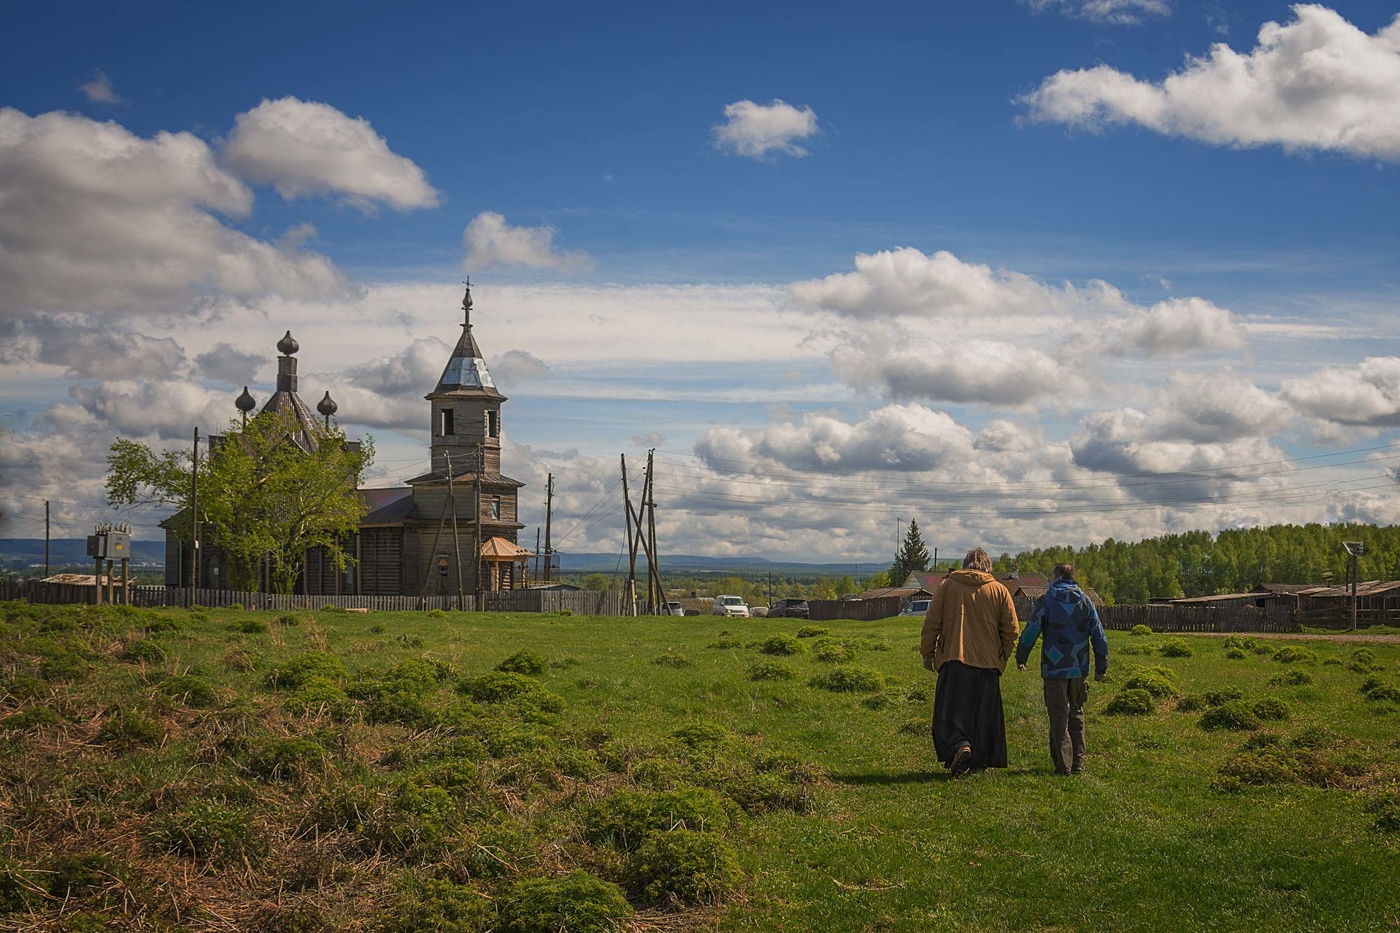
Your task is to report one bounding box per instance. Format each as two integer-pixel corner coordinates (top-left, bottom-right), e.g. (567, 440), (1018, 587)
(1, 602), (1398, 932)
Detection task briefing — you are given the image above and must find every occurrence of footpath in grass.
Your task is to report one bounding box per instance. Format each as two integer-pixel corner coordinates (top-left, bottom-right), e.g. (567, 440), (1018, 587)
(0, 602), (1397, 931)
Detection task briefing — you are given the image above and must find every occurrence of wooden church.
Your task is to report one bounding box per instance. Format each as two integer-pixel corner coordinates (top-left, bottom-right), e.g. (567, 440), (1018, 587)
(165, 285), (530, 596)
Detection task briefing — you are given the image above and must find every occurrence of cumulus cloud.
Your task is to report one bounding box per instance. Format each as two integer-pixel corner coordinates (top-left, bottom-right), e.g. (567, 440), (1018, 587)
(712, 99), (820, 159)
(223, 97), (439, 210)
(0, 315), (187, 380)
(1102, 296), (1247, 356)
(0, 108), (345, 317)
(1025, 0), (1169, 25)
(834, 341), (1069, 407)
(790, 247), (1125, 321)
(1282, 357), (1400, 426)
(56, 379), (237, 441)
(344, 338), (452, 398)
(1151, 371), (1294, 442)
(492, 350), (553, 385)
(1022, 5), (1400, 161)
(78, 70), (123, 104)
(194, 343), (268, 384)
(462, 212), (592, 272)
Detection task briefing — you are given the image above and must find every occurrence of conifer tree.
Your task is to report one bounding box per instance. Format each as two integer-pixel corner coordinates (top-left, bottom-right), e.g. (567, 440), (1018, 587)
(890, 519), (932, 586)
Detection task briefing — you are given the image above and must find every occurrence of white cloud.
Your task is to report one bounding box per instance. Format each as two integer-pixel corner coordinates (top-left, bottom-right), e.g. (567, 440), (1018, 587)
(1150, 371), (1294, 442)
(1022, 5), (1400, 161)
(223, 97), (439, 211)
(194, 343), (269, 384)
(462, 212), (593, 272)
(492, 349), (553, 385)
(78, 70), (123, 104)
(1025, 0), (1170, 25)
(0, 108), (345, 317)
(1103, 296), (1247, 356)
(712, 99), (820, 159)
(1282, 356), (1400, 426)
(0, 315), (187, 380)
(833, 341), (1070, 407)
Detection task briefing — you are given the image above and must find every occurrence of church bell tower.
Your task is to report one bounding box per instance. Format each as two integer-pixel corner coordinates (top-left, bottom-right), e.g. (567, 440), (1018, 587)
(426, 284), (506, 476)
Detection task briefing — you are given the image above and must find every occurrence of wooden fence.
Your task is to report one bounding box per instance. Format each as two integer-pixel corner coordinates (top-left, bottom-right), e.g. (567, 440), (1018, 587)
(806, 596), (903, 622)
(1097, 604), (1299, 633)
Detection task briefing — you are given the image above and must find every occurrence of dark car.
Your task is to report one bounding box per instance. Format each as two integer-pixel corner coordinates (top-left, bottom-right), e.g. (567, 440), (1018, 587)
(768, 598), (810, 619)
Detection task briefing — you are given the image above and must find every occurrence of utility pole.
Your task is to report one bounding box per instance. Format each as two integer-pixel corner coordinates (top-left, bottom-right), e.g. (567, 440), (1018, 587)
(44, 501), (50, 578)
(473, 443), (484, 605)
(534, 527), (541, 584)
(190, 427), (199, 607)
(646, 449), (661, 613)
(1344, 541), (1364, 631)
(543, 473), (554, 584)
(621, 455), (638, 615)
(446, 452), (465, 610)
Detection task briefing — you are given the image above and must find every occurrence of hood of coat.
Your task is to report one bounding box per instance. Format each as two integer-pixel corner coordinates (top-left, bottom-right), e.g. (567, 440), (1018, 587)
(948, 569), (997, 588)
(1049, 579), (1083, 599)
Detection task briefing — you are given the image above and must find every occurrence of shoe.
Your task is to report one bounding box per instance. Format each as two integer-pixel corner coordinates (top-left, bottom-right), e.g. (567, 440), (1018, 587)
(1054, 768), (1070, 776)
(1071, 761), (1084, 774)
(950, 744), (973, 776)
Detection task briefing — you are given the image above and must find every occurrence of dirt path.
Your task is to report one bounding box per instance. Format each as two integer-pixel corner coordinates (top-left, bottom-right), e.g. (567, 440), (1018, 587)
(1192, 631), (1400, 644)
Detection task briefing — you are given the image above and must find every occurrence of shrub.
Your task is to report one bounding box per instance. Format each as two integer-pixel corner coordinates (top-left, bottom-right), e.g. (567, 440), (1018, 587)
(1104, 689), (1154, 716)
(495, 650), (548, 676)
(796, 625), (829, 638)
(158, 674), (218, 708)
(227, 618), (268, 634)
(1350, 647), (1376, 668)
(497, 872), (631, 933)
(1122, 667), (1180, 698)
(1200, 701), (1261, 731)
(458, 672), (564, 712)
(47, 852), (123, 901)
(629, 829), (743, 906)
(320, 604), (348, 614)
(1158, 639), (1193, 658)
(898, 719), (931, 736)
(1290, 725), (1337, 750)
(1216, 750), (1298, 786)
(97, 707), (164, 747)
(1204, 687), (1244, 706)
(672, 722), (732, 750)
(756, 634), (802, 656)
(653, 653), (693, 668)
(121, 639), (166, 663)
(808, 666), (884, 694)
(265, 653), (348, 690)
(287, 677), (347, 716)
(1223, 636), (1257, 650)
(427, 609), (448, 619)
(277, 613), (302, 627)
(246, 737), (327, 781)
(39, 650), (89, 682)
(1368, 794), (1400, 834)
(584, 787), (730, 852)
(151, 802), (261, 865)
(1131, 624), (1153, 636)
(813, 641), (851, 663)
(1, 706), (61, 732)
(1252, 697), (1292, 721)
(748, 660), (794, 681)
(1360, 677), (1400, 703)
(362, 783), (461, 857)
(225, 603), (243, 611)
(385, 877), (490, 933)
(1176, 693), (1206, 713)
(1118, 644), (1156, 656)
(1224, 648), (1248, 660)
(1268, 669), (1313, 687)
(1272, 647), (1317, 664)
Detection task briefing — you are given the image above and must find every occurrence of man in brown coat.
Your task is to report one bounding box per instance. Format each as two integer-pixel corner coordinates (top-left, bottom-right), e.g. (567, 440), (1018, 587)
(921, 548), (1019, 775)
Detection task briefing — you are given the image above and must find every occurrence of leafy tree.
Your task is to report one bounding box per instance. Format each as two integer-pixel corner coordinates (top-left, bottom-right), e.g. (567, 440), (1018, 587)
(106, 410), (373, 593)
(889, 519), (932, 586)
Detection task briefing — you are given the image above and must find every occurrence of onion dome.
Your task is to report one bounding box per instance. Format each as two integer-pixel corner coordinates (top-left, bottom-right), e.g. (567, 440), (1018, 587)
(235, 386), (256, 414)
(317, 391), (338, 419)
(277, 330), (300, 356)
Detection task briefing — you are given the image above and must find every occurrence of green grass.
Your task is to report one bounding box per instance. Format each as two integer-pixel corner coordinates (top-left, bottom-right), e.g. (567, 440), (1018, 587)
(0, 601), (1397, 931)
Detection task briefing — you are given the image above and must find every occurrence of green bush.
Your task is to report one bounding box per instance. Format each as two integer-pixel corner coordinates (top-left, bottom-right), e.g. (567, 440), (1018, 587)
(808, 666), (884, 694)
(708, 636), (745, 649)
(1131, 624), (1153, 636)
(1223, 635), (1257, 650)
(629, 828), (743, 905)
(756, 633), (803, 656)
(1272, 646), (1317, 664)
(121, 639), (167, 663)
(458, 672), (564, 712)
(246, 736), (326, 781)
(1350, 647), (1376, 667)
(277, 613), (302, 627)
(1204, 687), (1244, 706)
(813, 641), (851, 663)
(1252, 697), (1292, 721)
(427, 609), (448, 619)
(584, 787), (730, 852)
(158, 674), (218, 708)
(1268, 669), (1313, 687)
(796, 625), (829, 638)
(653, 653), (693, 668)
(1118, 644), (1156, 656)
(1224, 648), (1248, 660)
(495, 650), (548, 676)
(227, 618), (269, 634)
(1158, 639), (1193, 658)
(264, 652), (348, 690)
(1216, 750), (1298, 786)
(1122, 666), (1180, 698)
(39, 650), (89, 682)
(1368, 794), (1400, 834)
(385, 876), (490, 933)
(97, 707), (164, 747)
(1, 706), (62, 732)
(1360, 677), (1400, 703)
(497, 872), (631, 933)
(1176, 693), (1206, 713)
(47, 852), (123, 901)
(1104, 689), (1154, 715)
(287, 676), (348, 716)
(1200, 701), (1261, 731)
(748, 660), (795, 681)
(151, 801), (261, 865)
(672, 722), (732, 750)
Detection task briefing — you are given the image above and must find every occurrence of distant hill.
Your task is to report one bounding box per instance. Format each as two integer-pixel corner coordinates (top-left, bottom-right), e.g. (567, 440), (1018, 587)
(0, 538), (165, 570)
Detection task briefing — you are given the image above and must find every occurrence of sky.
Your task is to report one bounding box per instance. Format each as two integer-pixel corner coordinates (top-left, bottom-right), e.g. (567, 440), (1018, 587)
(2, 0), (1399, 566)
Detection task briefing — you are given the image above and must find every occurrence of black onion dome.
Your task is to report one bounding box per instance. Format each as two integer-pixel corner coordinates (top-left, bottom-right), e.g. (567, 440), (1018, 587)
(235, 386), (256, 413)
(317, 391), (338, 417)
(277, 330), (299, 355)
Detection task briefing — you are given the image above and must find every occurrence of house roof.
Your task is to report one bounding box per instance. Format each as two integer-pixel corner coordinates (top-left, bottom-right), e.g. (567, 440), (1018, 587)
(1252, 583), (1315, 594)
(360, 488), (417, 526)
(1167, 592), (1261, 605)
(1014, 582), (1106, 607)
(858, 586), (930, 600)
(909, 570), (1048, 591)
(42, 574), (110, 586)
(1297, 580), (1400, 598)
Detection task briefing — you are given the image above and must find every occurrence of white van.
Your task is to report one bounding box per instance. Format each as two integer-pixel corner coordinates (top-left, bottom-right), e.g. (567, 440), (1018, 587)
(712, 595), (750, 618)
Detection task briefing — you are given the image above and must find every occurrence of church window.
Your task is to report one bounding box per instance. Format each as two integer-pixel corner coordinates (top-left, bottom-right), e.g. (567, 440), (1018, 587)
(487, 410), (499, 438)
(441, 409), (454, 436)
(491, 496), (501, 519)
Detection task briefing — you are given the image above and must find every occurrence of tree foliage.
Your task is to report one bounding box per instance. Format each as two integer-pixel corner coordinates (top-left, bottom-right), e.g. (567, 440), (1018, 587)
(107, 410), (373, 593)
(889, 518), (931, 586)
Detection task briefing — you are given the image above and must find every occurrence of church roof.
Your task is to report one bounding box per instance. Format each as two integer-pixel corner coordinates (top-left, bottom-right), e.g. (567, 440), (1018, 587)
(259, 330), (325, 453)
(405, 466), (526, 487)
(481, 536), (532, 560)
(430, 285), (505, 399)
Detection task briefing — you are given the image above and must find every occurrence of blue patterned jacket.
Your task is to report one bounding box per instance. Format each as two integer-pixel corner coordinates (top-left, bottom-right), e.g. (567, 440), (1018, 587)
(1015, 580), (1109, 679)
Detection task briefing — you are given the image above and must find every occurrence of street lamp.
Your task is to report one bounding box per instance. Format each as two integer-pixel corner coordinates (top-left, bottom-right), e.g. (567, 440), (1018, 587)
(1343, 541), (1365, 631)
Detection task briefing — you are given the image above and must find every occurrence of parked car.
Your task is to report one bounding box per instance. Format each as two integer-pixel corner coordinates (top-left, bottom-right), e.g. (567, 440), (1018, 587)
(666, 601), (685, 616)
(750, 606), (769, 617)
(898, 598), (931, 618)
(768, 598), (810, 619)
(712, 595), (750, 618)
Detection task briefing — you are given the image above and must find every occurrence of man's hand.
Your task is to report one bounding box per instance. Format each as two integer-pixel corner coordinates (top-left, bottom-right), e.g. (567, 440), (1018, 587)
(922, 657), (934, 672)
(1094, 671), (1106, 682)
(1016, 663), (1027, 672)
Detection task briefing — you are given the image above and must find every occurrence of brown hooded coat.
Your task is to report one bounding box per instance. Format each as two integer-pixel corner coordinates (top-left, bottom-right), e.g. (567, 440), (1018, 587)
(921, 569), (1020, 673)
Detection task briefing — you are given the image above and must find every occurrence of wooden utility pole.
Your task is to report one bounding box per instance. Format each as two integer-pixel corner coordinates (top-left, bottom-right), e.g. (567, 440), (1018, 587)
(543, 473), (554, 583)
(190, 427), (199, 607)
(621, 455), (639, 615)
(44, 501), (50, 578)
(418, 466), (453, 609)
(646, 449), (661, 612)
(473, 443), (484, 605)
(446, 452), (465, 610)
(534, 527), (541, 584)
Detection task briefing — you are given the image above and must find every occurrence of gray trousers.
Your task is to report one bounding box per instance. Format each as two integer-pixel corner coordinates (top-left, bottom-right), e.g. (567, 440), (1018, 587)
(1043, 677), (1089, 773)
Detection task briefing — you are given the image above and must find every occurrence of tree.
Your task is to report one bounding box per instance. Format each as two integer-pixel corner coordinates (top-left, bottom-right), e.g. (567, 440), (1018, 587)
(889, 519), (932, 586)
(106, 409), (373, 593)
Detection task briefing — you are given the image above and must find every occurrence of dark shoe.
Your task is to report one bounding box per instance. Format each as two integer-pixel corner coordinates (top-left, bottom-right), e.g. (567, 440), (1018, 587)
(1071, 761), (1084, 774)
(950, 744), (973, 776)
(1054, 768), (1070, 776)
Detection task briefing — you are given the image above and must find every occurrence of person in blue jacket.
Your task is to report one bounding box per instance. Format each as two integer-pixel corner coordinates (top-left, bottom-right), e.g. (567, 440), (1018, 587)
(1016, 563), (1109, 775)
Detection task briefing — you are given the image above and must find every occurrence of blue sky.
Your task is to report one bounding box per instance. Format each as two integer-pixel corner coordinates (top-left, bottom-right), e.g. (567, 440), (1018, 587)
(2, 1), (1399, 564)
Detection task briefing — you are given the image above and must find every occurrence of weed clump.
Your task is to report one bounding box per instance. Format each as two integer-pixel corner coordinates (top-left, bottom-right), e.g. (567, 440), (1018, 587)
(796, 625), (829, 638)
(584, 787), (730, 852)
(39, 650), (89, 682)
(158, 674), (218, 708)
(1118, 643), (1156, 656)
(286, 676), (347, 716)
(1368, 793), (1400, 834)
(120, 639), (166, 663)
(1200, 701), (1261, 731)
(495, 650), (547, 676)
(151, 801), (262, 865)
(1176, 693), (1206, 713)
(227, 618), (268, 634)
(813, 640), (851, 663)
(385, 876), (490, 933)
(426, 609), (448, 619)
(265, 652), (348, 690)
(1252, 696), (1292, 721)
(653, 653), (693, 668)
(1131, 624), (1153, 636)
(458, 672), (564, 713)
(1272, 646), (1317, 664)
(1347, 647), (1377, 673)
(1122, 666), (1180, 698)
(497, 872), (631, 933)
(1269, 669), (1314, 687)
(1104, 689), (1154, 715)
(2, 706), (62, 732)
(748, 660), (794, 681)
(756, 633), (802, 656)
(708, 635), (744, 649)
(1225, 648), (1248, 660)
(246, 736), (326, 781)
(1204, 687), (1244, 706)
(673, 722), (732, 750)
(629, 828), (743, 906)
(808, 666), (884, 694)
(97, 707), (164, 747)
(1360, 677), (1400, 703)
(1223, 635), (1258, 650)
(1158, 639), (1193, 658)
(1215, 749), (1298, 787)
(276, 613), (302, 627)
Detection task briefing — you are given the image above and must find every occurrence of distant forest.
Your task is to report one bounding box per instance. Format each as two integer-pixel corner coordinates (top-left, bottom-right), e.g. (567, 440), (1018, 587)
(993, 522), (1399, 606)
